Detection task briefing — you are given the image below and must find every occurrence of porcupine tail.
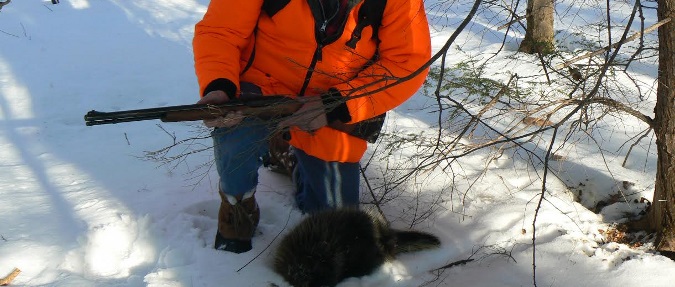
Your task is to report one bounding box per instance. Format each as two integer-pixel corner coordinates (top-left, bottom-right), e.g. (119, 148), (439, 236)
(390, 229), (441, 254)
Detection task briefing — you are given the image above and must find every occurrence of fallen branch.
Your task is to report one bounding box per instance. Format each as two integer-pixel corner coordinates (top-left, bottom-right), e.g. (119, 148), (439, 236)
(556, 18), (671, 69)
(0, 268), (20, 286)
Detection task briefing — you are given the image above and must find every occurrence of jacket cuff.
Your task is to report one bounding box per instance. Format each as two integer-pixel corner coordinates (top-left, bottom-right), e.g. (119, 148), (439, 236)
(203, 78), (237, 99)
(321, 88), (351, 123)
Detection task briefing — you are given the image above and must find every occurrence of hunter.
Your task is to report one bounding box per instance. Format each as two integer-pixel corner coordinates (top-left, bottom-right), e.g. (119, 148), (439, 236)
(192, 0), (431, 253)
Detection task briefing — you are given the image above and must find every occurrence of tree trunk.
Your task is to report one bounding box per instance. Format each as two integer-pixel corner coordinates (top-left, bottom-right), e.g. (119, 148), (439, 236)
(518, 0), (555, 54)
(650, 0), (675, 253)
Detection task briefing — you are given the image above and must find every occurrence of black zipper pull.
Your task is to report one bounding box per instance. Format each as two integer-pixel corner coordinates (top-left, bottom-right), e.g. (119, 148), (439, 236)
(320, 20), (328, 34)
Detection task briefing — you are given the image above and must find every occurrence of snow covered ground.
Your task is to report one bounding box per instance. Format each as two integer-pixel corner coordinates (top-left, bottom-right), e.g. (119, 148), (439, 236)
(1, 0), (674, 286)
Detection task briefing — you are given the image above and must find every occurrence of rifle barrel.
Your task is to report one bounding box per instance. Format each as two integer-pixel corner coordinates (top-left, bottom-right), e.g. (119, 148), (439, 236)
(84, 112), (166, 126)
(84, 96), (301, 126)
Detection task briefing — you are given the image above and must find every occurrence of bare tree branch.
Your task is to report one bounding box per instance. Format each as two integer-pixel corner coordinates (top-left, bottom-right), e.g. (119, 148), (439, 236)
(0, 0), (11, 11)
(497, 13), (528, 30)
(557, 17), (671, 69)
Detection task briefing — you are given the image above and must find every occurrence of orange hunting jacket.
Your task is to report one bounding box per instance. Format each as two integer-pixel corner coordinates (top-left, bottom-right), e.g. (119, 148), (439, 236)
(193, 0), (431, 163)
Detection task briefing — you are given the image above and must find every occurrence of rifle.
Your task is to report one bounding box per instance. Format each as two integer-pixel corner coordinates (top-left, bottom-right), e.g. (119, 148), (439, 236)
(84, 95), (385, 143)
(84, 95), (302, 126)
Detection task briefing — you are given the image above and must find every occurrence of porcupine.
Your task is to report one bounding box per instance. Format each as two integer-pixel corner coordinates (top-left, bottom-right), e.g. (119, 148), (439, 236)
(273, 208), (441, 287)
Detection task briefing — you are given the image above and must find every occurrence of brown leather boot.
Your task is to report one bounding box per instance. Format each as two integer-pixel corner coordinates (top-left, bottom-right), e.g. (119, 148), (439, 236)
(214, 190), (260, 253)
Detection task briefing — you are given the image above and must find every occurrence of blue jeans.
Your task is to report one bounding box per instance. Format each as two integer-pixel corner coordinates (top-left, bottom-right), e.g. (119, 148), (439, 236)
(211, 86), (360, 212)
(212, 119), (273, 197)
(292, 148), (360, 213)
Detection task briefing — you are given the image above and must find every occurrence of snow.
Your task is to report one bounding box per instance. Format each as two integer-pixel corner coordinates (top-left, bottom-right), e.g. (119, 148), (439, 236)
(1, 0), (674, 286)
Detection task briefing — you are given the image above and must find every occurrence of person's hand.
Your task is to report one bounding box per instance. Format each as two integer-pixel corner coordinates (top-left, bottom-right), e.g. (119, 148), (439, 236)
(278, 96), (328, 132)
(197, 90), (244, 128)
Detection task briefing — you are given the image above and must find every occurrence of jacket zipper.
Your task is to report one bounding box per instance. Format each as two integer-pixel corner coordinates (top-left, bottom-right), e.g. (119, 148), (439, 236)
(318, 0), (339, 42)
(299, 0), (360, 97)
(298, 43), (323, 97)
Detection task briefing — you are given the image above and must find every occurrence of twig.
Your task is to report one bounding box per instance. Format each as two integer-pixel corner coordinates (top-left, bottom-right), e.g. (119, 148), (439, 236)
(563, 97), (654, 128)
(0, 0), (11, 11)
(0, 268), (20, 286)
(344, 0), (483, 100)
(157, 124), (177, 145)
(431, 258), (475, 271)
(20, 22), (27, 38)
(531, 127), (559, 287)
(360, 165), (386, 219)
(556, 18), (671, 69)
(431, 242), (516, 273)
(622, 128), (652, 167)
(497, 14), (527, 31)
(236, 209), (294, 272)
(0, 29), (19, 38)
(431, 246), (480, 272)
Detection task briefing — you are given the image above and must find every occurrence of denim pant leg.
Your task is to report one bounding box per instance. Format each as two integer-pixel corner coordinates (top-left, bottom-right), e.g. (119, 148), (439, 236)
(212, 118), (272, 197)
(293, 148), (360, 213)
